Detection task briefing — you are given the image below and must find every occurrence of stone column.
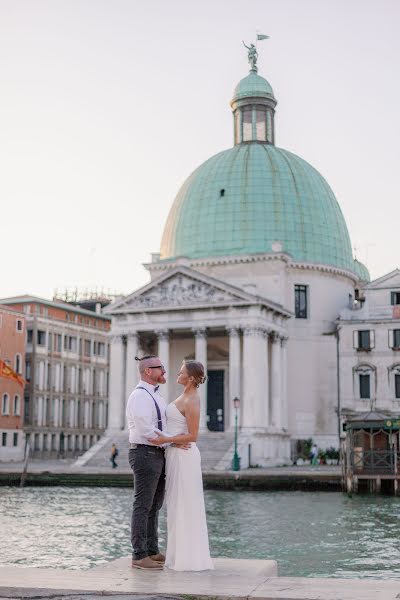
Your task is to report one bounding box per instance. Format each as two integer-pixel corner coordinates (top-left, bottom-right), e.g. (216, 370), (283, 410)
(157, 330), (170, 403)
(69, 399), (75, 429)
(193, 328), (208, 430)
(280, 336), (289, 430)
(84, 400), (90, 429)
(108, 334), (125, 430)
(37, 396), (43, 427)
(54, 397), (59, 428)
(125, 332), (139, 397)
(227, 326), (241, 429)
(242, 327), (269, 428)
(270, 333), (282, 428)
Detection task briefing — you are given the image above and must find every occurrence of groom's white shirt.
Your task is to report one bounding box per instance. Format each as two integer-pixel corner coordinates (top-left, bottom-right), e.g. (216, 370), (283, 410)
(126, 380), (167, 445)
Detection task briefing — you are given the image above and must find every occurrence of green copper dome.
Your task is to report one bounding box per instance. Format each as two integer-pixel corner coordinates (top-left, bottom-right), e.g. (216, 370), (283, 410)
(353, 258), (370, 282)
(160, 143), (355, 272)
(232, 72), (274, 102)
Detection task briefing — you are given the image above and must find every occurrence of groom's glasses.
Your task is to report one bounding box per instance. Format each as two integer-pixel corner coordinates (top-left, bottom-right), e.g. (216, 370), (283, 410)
(148, 365), (165, 372)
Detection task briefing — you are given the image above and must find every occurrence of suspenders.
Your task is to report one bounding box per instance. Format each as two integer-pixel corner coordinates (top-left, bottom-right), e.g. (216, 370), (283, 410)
(136, 386), (163, 431)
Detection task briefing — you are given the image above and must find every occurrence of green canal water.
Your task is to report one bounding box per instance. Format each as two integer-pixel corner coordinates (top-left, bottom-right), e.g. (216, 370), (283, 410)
(1, 487), (400, 579)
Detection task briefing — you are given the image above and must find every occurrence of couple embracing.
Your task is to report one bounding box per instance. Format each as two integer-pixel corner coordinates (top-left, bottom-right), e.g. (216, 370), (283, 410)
(126, 355), (213, 572)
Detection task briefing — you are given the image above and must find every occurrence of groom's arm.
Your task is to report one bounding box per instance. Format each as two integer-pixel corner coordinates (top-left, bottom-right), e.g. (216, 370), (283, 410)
(127, 391), (159, 440)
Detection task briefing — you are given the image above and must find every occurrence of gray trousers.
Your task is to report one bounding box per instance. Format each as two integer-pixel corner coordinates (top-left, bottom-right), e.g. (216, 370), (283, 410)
(128, 445), (166, 560)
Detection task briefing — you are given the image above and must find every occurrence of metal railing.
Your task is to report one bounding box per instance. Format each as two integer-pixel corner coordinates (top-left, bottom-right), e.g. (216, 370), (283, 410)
(351, 449), (400, 474)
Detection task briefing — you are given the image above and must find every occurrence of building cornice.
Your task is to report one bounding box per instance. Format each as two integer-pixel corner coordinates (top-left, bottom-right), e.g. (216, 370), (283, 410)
(145, 253), (359, 283)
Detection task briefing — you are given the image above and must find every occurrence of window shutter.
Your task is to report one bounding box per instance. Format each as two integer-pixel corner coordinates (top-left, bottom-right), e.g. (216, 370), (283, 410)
(353, 331), (359, 349)
(370, 330), (375, 349)
(389, 330), (394, 349)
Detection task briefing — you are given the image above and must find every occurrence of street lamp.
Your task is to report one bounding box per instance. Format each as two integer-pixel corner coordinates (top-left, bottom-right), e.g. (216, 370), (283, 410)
(232, 396), (241, 471)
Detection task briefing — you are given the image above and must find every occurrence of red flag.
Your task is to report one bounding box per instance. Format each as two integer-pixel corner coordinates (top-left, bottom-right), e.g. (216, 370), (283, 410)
(0, 359), (25, 387)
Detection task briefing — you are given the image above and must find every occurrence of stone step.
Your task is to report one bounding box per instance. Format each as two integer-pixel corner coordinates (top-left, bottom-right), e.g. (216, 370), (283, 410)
(77, 430), (234, 471)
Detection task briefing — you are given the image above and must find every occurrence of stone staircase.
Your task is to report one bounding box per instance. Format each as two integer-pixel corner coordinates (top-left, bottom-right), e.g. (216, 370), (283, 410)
(75, 429), (234, 471)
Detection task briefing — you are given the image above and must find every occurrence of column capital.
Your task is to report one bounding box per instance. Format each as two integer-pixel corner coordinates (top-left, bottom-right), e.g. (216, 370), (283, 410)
(110, 334), (124, 344)
(242, 325), (268, 338)
(126, 331), (139, 341)
(270, 331), (281, 343)
(192, 327), (207, 339)
(155, 329), (169, 341)
(280, 335), (289, 346)
(226, 326), (240, 337)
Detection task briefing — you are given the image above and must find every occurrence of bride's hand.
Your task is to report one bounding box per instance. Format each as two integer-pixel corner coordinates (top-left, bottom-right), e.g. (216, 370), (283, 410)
(147, 433), (168, 445)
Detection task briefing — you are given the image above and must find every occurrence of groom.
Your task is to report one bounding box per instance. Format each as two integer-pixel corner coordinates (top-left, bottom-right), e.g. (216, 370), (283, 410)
(127, 355), (168, 570)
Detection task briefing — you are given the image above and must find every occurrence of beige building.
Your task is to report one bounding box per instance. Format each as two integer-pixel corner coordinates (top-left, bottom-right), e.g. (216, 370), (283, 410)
(0, 296), (111, 458)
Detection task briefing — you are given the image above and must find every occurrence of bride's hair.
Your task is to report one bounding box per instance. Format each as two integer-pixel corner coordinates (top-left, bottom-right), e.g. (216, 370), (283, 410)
(183, 360), (206, 388)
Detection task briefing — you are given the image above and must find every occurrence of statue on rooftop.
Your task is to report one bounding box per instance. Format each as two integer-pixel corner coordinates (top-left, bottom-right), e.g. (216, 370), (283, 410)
(242, 41), (258, 72)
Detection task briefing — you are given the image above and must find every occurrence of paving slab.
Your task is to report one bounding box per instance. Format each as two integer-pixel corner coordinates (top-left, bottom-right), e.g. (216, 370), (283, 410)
(0, 558), (277, 598)
(252, 576), (400, 599)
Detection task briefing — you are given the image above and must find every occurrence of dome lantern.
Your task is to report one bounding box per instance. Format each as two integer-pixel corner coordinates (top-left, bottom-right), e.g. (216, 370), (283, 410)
(231, 42), (277, 146)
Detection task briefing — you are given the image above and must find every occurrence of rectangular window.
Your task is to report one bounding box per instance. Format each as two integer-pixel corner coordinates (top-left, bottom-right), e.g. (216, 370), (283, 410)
(2, 432), (6, 446)
(27, 329), (33, 344)
(391, 291), (400, 305)
(242, 109), (253, 142)
(37, 330), (46, 346)
(255, 108), (266, 141)
(396, 374), (400, 399)
(84, 340), (91, 356)
(16, 319), (23, 332)
(13, 433), (18, 447)
(358, 330), (371, 350)
(295, 285), (308, 318)
(394, 330), (400, 349)
(55, 334), (62, 352)
(25, 360), (31, 381)
(360, 374), (371, 399)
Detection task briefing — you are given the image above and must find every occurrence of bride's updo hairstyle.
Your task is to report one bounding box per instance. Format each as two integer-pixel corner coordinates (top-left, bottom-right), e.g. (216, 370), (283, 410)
(184, 360), (206, 388)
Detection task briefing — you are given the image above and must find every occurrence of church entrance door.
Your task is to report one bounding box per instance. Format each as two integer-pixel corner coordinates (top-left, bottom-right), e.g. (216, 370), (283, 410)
(207, 370), (224, 431)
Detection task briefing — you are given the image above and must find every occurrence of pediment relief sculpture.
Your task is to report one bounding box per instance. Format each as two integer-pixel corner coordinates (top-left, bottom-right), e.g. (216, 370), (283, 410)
(124, 275), (243, 309)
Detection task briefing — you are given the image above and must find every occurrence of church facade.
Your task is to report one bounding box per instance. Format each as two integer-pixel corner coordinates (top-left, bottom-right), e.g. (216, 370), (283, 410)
(106, 56), (373, 466)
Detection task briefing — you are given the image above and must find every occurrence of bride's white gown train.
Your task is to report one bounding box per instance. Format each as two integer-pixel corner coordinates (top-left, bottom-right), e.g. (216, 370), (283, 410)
(165, 402), (214, 571)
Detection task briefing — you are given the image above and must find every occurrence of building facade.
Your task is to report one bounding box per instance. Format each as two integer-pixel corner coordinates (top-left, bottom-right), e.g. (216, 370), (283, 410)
(338, 270), (400, 419)
(0, 307), (25, 461)
(105, 56), (378, 466)
(0, 296), (111, 458)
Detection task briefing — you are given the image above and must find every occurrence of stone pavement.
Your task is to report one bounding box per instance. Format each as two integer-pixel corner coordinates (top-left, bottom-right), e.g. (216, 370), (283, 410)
(1, 557), (399, 600)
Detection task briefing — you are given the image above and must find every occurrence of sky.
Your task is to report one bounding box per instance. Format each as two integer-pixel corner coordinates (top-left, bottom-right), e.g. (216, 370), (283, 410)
(0, 0), (399, 300)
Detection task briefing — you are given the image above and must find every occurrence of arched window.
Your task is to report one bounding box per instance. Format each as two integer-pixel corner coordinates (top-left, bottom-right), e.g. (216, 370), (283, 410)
(15, 353), (22, 374)
(2, 394), (9, 415)
(354, 364), (376, 401)
(13, 395), (20, 416)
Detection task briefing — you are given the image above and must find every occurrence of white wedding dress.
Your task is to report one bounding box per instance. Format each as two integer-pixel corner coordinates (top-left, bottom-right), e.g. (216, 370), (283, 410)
(164, 402), (214, 571)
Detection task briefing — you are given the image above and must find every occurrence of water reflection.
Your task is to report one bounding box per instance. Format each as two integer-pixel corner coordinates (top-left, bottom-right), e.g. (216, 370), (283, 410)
(1, 487), (400, 578)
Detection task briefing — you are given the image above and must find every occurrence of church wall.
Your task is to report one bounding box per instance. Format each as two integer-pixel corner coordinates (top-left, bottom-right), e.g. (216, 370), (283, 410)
(285, 268), (355, 449)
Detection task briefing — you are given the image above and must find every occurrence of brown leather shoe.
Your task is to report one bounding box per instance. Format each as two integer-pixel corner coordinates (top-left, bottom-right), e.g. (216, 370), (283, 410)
(131, 556), (163, 570)
(149, 553), (165, 563)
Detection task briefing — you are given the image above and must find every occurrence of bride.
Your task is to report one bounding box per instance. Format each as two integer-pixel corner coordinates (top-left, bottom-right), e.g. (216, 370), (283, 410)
(148, 360), (214, 571)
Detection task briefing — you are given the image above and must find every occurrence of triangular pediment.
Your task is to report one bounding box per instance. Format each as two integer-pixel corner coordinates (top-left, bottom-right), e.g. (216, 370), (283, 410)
(367, 269), (400, 290)
(105, 266), (260, 314)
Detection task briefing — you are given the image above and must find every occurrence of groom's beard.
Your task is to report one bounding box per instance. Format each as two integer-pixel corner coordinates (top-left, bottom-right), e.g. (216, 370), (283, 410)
(157, 374), (167, 385)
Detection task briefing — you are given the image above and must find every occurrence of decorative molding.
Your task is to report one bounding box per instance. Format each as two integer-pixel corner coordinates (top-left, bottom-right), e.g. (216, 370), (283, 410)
(109, 334), (124, 343)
